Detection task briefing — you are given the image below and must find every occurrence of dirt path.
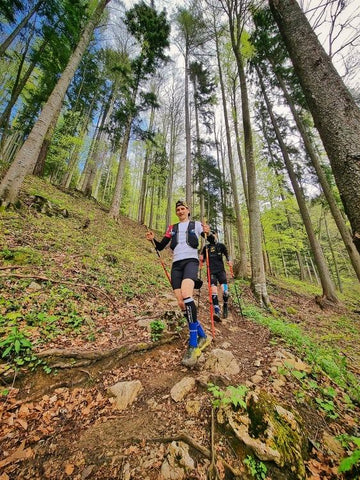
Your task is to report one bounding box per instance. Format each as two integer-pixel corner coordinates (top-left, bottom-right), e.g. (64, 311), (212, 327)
(1, 286), (359, 479)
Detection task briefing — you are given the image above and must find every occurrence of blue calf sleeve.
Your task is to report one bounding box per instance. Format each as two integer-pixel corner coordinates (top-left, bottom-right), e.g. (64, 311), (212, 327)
(195, 320), (206, 338)
(189, 322), (198, 347)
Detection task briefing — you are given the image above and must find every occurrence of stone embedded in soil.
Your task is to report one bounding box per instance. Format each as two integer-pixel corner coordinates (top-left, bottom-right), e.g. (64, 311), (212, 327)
(170, 376), (196, 402)
(107, 380), (143, 410)
(204, 348), (240, 375)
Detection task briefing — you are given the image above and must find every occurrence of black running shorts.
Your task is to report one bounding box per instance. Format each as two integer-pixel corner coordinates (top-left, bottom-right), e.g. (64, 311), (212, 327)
(210, 270), (227, 286)
(171, 258), (199, 290)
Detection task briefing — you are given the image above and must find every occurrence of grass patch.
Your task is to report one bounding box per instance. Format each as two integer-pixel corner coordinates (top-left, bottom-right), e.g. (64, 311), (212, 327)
(242, 304), (360, 402)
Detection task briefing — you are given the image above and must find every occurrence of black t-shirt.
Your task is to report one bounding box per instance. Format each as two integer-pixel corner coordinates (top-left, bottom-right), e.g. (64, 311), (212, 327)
(202, 242), (229, 274)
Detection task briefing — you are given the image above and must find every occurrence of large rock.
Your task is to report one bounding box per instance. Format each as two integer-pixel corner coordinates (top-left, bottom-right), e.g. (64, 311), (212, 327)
(204, 349), (240, 375)
(107, 380), (143, 410)
(218, 390), (307, 479)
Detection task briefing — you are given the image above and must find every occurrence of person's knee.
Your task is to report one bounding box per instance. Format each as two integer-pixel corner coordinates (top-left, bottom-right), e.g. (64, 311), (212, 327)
(181, 280), (194, 299)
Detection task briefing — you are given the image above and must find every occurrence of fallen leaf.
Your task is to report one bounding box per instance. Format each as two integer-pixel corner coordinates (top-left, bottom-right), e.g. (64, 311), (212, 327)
(65, 463), (74, 475)
(0, 441), (33, 468)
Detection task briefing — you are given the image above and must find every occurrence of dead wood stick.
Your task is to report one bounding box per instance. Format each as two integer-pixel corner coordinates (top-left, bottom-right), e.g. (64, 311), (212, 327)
(207, 407), (219, 479)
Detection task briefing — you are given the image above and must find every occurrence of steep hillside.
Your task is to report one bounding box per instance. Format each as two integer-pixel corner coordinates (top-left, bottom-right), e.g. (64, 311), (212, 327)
(0, 177), (359, 480)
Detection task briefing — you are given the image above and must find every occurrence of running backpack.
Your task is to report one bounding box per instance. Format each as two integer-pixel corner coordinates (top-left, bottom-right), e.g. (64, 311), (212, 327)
(169, 221), (198, 250)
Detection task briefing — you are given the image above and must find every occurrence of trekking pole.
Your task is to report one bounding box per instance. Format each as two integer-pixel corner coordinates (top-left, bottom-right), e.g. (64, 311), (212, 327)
(197, 262), (202, 309)
(145, 225), (172, 286)
(229, 264), (244, 320)
(203, 219), (215, 338)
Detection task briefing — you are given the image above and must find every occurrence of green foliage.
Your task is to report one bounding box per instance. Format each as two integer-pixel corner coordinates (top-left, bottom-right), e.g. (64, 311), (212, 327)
(0, 327), (32, 359)
(244, 455), (267, 480)
(150, 320), (166, 342)
(207, 383), (248, 409)
(315, 397), (338, 419)
(338, 437), (360, 473)
(0, 247), (42, 265)
(242, 304), (360, 402)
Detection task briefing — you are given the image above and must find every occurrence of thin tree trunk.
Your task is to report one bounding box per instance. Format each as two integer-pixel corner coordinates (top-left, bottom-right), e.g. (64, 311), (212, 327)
(184, 46), (192, 206)
(61, 97), (96, 189)
(260, 111), (306, 281)
(324, 210), (342, 292)
(109, 114), (133, 219)
(214, 17), (247, 278)
(83, 90), (114, 196)
(0, 0), (111, 206)
(230, 78), (248, 210)
(0, 0), (44, 57)
(192, 76), (205, 221)
(0, 25), (35, 147)
(138, 106), (155, 224)
(79, 108), (103, 191)
(165, 106), (179, 227)
(237, 52), (269, 305)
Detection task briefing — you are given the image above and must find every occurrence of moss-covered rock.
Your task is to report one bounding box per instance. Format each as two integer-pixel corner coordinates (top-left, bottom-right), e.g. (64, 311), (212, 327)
(219, 390), (307, 479)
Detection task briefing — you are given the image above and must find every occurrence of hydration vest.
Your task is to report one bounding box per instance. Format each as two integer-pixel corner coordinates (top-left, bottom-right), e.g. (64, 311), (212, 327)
(170, 221), (198, 250)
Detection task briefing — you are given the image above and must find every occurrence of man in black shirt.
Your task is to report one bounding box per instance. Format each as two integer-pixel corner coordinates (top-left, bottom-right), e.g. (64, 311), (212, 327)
(200, 231), (232, 321)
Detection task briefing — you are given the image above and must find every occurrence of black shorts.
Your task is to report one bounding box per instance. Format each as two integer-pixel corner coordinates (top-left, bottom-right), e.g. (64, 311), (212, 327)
(210, 270), (227, 286)
(171, 258), (199, 290)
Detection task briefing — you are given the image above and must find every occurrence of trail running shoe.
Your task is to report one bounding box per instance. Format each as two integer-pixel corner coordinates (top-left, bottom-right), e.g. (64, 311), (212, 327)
(181, 347), (201, 367)
(197, 335), (211, 351)
(223, 303), (228, 319)
(213, 306), (221, 322)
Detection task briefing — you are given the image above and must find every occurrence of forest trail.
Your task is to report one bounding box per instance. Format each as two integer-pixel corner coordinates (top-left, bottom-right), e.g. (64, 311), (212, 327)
(0, 178), (359, 479)
(2, 288), (359, 480)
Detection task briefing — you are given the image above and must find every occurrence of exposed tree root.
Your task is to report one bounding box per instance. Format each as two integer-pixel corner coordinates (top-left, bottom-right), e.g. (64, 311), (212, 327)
(0, 265), (22, 270)
(36, 334), (178, 368)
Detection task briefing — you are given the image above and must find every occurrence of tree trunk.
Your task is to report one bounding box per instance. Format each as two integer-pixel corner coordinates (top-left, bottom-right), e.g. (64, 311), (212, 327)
(214, 17), (247, 278)
(0, 26), (34, 146)
(138, 105), (155, 224)
(184, 45), (192, 206)
(0, 0), (111, 206)
(83, 90), (114, 197)
(0, 0), (44, 57)
(323, 210), (342, 292)
(260, 111), (306, 282)
(33, 102), (62, 177)
(236, 51), (269, 306)
(269, 0), (360, 255)
(108, 114), (133, 219)
(257, 66), (338, 302)
(230, 78), (248, 210)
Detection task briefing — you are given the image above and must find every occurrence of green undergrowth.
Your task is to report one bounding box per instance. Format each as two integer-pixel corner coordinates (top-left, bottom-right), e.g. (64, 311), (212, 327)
(241, 303), (360, 403)
(0, 177), (170, 373)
